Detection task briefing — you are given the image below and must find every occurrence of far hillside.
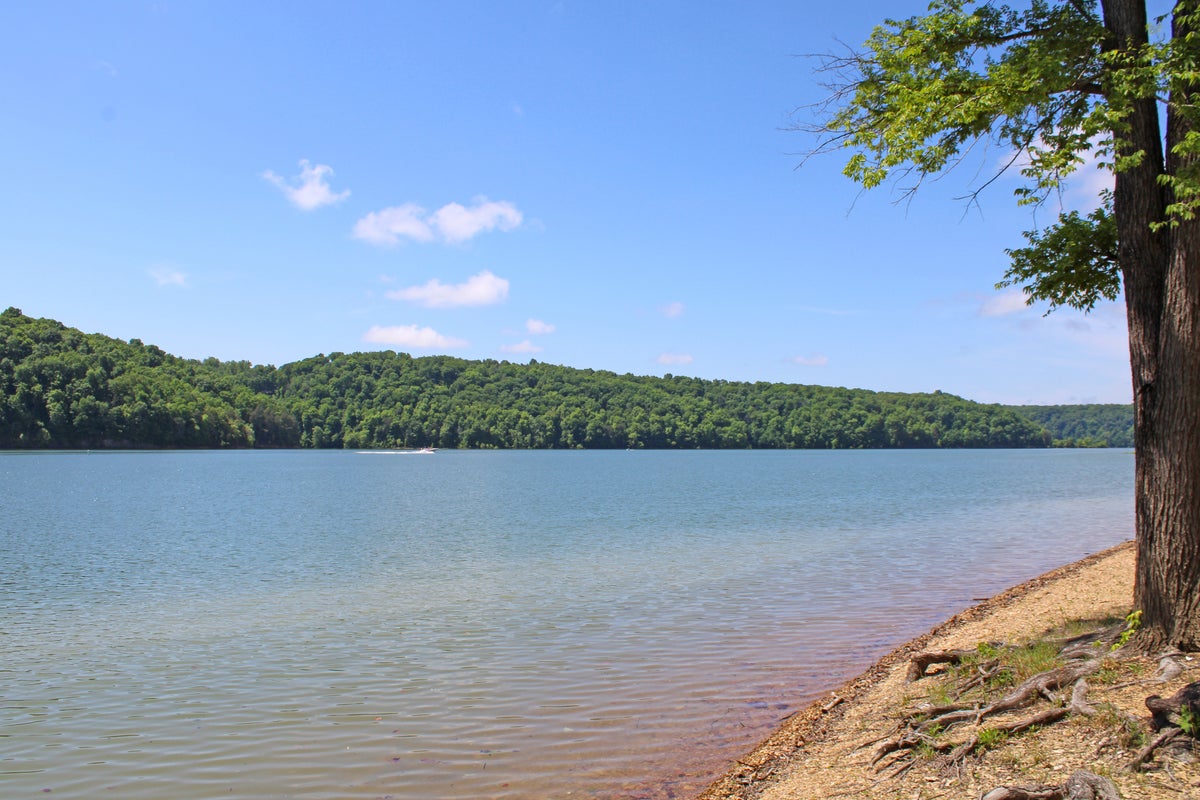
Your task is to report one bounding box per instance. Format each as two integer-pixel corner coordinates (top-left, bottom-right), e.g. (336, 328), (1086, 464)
(0, 307), (1108, 451)
(1007, 404), (1134, 448)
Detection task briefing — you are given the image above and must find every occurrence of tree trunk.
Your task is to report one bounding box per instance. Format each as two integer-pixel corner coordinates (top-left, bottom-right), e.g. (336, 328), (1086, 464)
(1107, 0), (1200, 649)
(1140, 218), (1200, 649)
(1141, 41), (1200, 644)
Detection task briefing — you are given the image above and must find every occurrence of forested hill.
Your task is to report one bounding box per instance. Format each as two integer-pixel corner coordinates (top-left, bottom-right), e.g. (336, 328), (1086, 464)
(1, 307), (1057, 450)
(1007, 405), (1134, 448)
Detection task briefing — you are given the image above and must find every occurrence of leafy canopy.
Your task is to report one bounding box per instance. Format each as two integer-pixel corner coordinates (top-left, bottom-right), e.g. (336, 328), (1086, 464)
(810, 0), (1200, 311)
(999, 192), (1120, 311)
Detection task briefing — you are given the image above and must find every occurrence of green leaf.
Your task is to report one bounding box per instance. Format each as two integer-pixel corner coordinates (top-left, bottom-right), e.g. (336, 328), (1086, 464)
(998, 193), (1120, 312)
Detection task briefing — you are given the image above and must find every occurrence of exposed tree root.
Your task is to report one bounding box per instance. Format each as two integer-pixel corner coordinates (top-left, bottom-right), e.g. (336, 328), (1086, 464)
(1106, 652), (1188, 691)
(984, 663), (1097, 717)
(1118, 679), (1200, 771)
(1145, 680), (1200, 731)
(1152, 653), (1185, 684)
(873, 623), (1129, 773)
(1126, 726), (1185, 772)
(1056, 621), (1126, 658)
(935, 710), (1065, 767)
(872, 653), (1104, 771)
(980, 785), (1061, 800)
(865, 617), (1199, 794)
(980, 769), (1120, 800)
(906, 647), (991, 682)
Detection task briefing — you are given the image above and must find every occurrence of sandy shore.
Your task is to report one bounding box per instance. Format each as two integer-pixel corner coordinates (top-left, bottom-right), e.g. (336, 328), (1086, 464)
(695, 540), (1200, 799)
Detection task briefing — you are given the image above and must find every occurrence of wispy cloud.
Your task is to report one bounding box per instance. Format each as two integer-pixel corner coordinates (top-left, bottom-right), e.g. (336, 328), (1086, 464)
(354, 197), (522, 246)
(433, 199), (523, 243)
(263, 159), (350, 211)
(979, 289), (1031, 317)
(355, 204), (433, 244)
(363, 324), (468, 350)
(526, 318), (555, 335)
(386, 270), (509, 308)
(792, 354), (829, 367)
(659, 301), (685, 318)
(500, 340), (543, 354)
(1056, 303), (1128, 360)
(657, 352), (693, 365)
(149, 266), (188, 288)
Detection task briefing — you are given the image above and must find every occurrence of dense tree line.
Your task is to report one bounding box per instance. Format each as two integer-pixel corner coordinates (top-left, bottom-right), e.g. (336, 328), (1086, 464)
(1008, 405), (1134, 448)
(0, 308), (297, 448)
(0, 308), (1065, 450)
(271, 350), (1050, 449)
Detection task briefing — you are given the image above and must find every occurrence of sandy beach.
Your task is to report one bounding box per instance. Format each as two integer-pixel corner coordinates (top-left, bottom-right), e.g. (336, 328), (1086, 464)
(698, 540), (1200, 799)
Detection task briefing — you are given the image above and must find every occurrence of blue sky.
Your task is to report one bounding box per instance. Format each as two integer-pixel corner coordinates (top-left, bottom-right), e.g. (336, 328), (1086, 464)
(1, 1), (1133, 404)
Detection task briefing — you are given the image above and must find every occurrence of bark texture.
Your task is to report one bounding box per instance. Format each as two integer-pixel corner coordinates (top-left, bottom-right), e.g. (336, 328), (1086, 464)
(1149, 5), (1200, 649)
(1103, 0), (1200, 650)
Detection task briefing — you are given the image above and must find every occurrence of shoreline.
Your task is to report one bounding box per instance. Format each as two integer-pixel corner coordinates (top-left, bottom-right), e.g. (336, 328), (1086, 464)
(696, 540), (1138, 799)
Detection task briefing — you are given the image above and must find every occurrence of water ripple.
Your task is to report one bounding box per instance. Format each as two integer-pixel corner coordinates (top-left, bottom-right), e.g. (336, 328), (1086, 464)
(0, 449), (1132, 799)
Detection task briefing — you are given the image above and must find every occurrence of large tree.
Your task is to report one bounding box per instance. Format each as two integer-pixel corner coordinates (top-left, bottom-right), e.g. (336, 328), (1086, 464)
(810, 0), (1200, 648)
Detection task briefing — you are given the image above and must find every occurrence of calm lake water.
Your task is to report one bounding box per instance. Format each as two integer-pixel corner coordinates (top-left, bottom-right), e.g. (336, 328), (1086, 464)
(1, 449), (1132, 799)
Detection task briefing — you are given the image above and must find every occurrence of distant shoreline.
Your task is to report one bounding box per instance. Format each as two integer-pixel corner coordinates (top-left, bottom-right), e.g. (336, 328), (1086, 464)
(4, 308), (1132, 451)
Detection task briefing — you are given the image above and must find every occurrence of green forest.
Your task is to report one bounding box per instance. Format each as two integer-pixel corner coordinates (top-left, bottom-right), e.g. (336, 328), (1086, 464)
(1010, 405), (1134, 448)
(0, 307), (1131, 450)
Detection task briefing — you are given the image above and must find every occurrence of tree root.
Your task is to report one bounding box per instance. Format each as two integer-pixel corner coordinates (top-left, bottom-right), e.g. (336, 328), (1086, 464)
(980, 769), (1120, 800)
(1152, 652), (1185, 684)
(873, 666), (1105, 770)
(1118, 681), (1200, 770)
(979, 659), (1102, 719)
(874, 626), (1199, 785)
(906, 647), (991, 682)
(874, 636), (1112, 772)
(1126, 726), (1184, 772)
(1144, 680), (1200, 731)
(872, 702), (1078, 771)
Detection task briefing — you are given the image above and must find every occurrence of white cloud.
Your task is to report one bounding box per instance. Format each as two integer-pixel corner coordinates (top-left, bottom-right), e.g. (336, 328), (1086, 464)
(149, 266), (188, 288)
(979, 289), (1031, 317)
(386, 270), (509, 308)
(362, 324), (468, 350)
(262, 159), (350, 211)
(660, 301), (685, 318)
(792, 354), (829, 367)
(526, 318), (555, 335)
(353, 204), (435, 245)
(657, 352), (693, 365)
(353, 197), (522, 246)
(431, 199), (523, 243)
(500, 340), (543, 354)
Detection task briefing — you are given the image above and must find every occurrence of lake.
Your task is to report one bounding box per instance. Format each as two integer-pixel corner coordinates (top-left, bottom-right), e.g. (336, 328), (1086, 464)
(0, 449), (1133, 799)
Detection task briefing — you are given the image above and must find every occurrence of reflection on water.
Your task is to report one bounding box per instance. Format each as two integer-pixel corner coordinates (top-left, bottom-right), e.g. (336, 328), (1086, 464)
(0, 449), (1132, 798)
